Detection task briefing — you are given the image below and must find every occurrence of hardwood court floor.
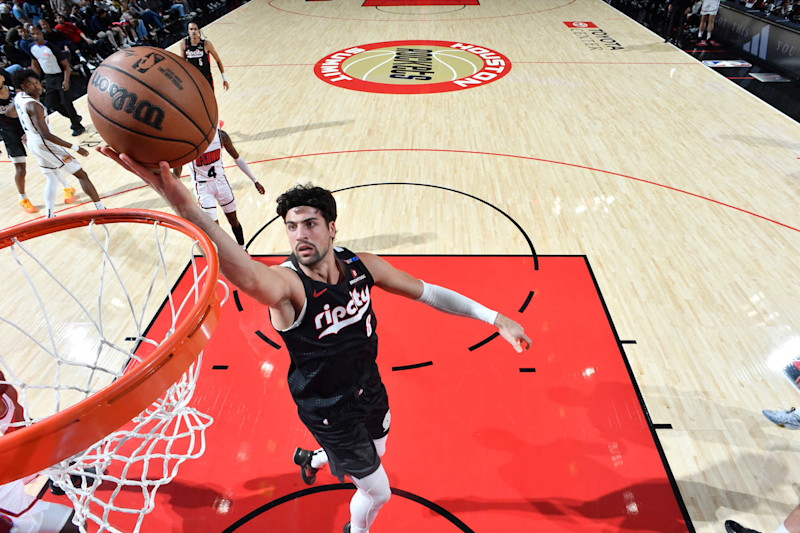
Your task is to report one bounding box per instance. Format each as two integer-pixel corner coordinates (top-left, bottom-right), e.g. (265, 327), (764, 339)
(4, 1), (800, 532)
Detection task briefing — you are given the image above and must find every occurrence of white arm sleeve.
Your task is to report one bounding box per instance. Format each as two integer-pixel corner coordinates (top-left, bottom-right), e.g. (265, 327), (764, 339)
(416, 281), (498, 325)
(234, 156), (257, 183)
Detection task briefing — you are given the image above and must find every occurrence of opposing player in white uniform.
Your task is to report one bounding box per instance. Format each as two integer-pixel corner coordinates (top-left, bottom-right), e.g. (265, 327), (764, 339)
(0, 372), (79, 533)
(186, 126), (264, 248)
(12, 69), (104, 218)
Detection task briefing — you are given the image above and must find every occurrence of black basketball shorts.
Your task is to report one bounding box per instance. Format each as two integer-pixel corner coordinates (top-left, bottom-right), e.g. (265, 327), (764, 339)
(297, 375), (390, 482)
(0, 123), (25, 161)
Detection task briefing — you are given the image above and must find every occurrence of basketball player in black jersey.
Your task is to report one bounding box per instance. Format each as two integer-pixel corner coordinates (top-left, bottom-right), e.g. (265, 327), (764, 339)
(99, 151), (531, 533)
(179, 22), (229, 91)
(0, 73), (35, 213)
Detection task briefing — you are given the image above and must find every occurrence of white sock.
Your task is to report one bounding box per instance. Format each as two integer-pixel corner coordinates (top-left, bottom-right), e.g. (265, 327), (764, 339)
(19, 193), (27, 200)
(94, 201), (105, 210)
(773, 523), (790, 533)
(706, 31), (711, 39)
(698, 30), (703, 37)
(310, 449), (328, 469)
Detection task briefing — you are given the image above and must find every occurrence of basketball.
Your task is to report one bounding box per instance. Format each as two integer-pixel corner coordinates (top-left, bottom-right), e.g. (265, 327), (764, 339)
(87, 47), (218, 168)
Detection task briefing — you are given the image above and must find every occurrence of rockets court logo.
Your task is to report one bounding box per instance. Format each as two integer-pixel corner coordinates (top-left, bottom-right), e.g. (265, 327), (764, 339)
(314, 40), (511, 94)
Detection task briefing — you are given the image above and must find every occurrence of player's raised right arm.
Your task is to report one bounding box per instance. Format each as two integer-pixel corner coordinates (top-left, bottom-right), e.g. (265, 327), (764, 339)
(99, 148), (293, 308)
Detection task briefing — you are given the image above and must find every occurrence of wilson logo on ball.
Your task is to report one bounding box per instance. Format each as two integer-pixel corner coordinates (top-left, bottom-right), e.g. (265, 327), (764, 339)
(91, 74), (165, 130)
(87, 46), (217, 167)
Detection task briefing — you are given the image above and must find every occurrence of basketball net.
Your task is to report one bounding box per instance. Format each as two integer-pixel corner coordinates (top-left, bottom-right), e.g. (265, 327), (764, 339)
(0, 210), (225, 533)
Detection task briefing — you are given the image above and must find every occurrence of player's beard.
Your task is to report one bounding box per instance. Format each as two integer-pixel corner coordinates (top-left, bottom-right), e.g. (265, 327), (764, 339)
(295, 241), (329, 267)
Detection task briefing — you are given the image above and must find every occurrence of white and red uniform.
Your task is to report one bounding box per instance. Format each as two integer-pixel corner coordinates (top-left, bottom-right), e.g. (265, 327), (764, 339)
(13, 91), (81, 175)
(188, 128), (236, 221)
(0, 379), (73, 533)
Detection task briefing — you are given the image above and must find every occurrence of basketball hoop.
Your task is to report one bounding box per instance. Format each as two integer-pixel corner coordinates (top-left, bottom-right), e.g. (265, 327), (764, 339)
(0, 209), (224, 532)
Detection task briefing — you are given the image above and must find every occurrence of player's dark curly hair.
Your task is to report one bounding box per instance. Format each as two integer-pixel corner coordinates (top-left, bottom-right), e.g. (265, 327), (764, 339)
(12, 69), (39, 89)
(276, 183), (337, 224)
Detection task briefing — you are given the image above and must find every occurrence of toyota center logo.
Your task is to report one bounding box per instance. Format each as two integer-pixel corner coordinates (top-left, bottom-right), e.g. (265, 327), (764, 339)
(314, 40), (511, 94)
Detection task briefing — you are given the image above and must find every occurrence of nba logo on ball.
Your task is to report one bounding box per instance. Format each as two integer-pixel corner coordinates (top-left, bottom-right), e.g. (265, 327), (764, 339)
(314, 40), (511, 94)
(87, 47), (218, 167)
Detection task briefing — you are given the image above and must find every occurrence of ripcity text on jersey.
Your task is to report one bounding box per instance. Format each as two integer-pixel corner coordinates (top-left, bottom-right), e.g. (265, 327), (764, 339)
(274, 247), (379, 414)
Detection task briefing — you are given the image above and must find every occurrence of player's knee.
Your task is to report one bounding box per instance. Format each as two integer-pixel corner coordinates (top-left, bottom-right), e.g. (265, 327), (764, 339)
(353, 465), (391, 506)
(374, 482), (391, 507)
(43, 170), (60, 183)
(372, 468), (391, 506)
(359, 476), (390, 507)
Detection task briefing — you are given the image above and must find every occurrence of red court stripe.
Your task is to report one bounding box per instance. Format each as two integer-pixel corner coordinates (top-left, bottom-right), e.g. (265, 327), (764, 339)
(247, 148), (800, 233)
(4, 149), (795, 235)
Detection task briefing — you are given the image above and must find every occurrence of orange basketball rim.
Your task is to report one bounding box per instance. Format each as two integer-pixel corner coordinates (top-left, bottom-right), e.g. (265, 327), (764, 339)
(0, 209), (221, 485)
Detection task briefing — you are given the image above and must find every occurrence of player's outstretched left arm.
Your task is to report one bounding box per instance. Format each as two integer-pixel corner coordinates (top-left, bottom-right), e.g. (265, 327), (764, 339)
(206, 40), (228, 90)
(360, 253), (531, 353)
(99, 147), (292, 309)
(220, 130), (264, 194)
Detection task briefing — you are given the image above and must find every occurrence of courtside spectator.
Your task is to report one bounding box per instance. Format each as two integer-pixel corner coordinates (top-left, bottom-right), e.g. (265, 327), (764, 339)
(16, 24), (33, 57)
(38, 18), (70, 50)
(54, 13), (96, 55)
(89, 8), (127, 50)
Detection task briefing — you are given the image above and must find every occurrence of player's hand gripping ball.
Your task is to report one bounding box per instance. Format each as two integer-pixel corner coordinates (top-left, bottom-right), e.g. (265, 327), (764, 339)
(87, 47), (218, 168)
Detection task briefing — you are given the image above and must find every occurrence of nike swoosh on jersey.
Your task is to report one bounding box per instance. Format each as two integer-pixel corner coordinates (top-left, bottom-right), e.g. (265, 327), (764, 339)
(313, 288), (328, 297)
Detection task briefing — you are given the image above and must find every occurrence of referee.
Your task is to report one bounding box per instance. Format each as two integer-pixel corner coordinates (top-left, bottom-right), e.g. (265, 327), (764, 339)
(27, 25), (84, 137)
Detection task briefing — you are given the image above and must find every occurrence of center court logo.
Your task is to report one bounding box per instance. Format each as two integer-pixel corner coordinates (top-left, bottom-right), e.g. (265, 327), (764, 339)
(314, 40), (511, 94)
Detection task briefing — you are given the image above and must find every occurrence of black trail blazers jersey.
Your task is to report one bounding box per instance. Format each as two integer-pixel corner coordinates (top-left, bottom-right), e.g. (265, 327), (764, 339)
(0, 80), (21, 133)
(184, 37), (213, 88)
(275, 247), (379, 413)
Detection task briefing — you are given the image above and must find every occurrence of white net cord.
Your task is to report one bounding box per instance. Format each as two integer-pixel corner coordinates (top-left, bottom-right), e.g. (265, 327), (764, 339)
(52, 355), (213, 533)
(0, 215), (225, 533)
